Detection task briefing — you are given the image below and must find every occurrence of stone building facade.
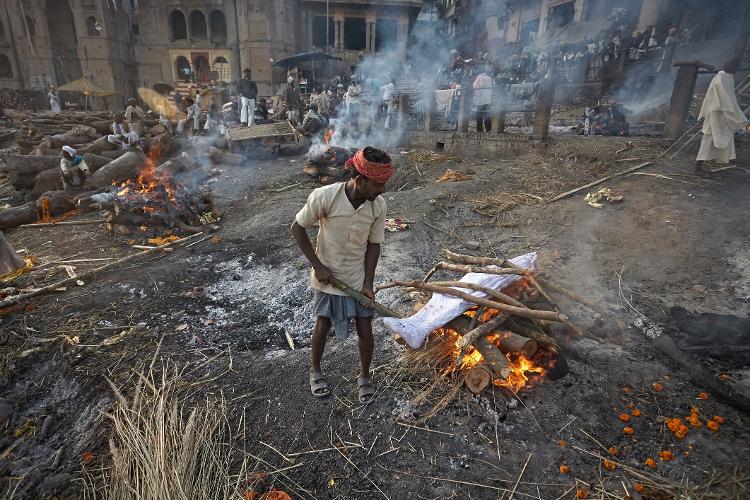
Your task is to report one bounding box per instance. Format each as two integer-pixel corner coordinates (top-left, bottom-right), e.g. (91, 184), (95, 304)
(0, 0), (424, 105)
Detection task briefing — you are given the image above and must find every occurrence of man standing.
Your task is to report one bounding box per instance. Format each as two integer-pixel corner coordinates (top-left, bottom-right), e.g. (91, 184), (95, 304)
(345, 77), (362, 127)
(380, 79), (396, 129)
(473, 68), (493, 133)
(125, 98), (147, 136)
(291, 147), (395, 401)
(695, 58), (747, 173)
(237, 68), (258, 126)
(48, 86), (61, 113)
(285, 76), (302, 124)
(310, 86), (330, 116)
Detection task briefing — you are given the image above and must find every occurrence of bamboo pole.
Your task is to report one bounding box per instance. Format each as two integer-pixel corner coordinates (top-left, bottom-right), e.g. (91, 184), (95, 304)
(546, 161), (652, 203)
(0, 232), (206, 309)
(19, 219), (107, 228)
(331, 277), (402, 318)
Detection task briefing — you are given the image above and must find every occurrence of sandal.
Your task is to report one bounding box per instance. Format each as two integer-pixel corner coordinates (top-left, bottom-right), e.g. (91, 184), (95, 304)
(357, 376), (376, 403)
(309, 372), (331, 398)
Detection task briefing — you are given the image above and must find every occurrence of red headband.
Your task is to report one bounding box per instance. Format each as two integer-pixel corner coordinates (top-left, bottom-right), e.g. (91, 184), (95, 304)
(344, 149), (396, 184)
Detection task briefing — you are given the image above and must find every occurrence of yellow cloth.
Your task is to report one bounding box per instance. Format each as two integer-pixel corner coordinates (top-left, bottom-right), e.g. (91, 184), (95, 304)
(295, 182), (386, 296)
(0, 256), (35, 284)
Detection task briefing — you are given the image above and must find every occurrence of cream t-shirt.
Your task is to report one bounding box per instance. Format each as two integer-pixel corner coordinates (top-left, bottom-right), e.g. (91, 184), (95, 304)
(295, 182), (386, 296)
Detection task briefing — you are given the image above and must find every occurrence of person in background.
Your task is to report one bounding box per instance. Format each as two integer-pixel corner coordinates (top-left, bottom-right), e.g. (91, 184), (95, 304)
(203, 104), (225, 135)
(125, 98), (147, 136)
(285, 76), (302, 125)
(60, 146), (90, 192)
(291, 147), (395, 402)
(173, 90), (183, 110)
(345, 77), (362, 127)
(255, 97), (270, 123)
(695, 57), (747, 173)
(107, 112), (141, 148)
(237, 68), (258, 127)
(298, 102), (328, 137)
(380, 79), (396, 129)
(186, 97), (201, 134)
(48, 86), (61, 113)
(473, 68), (493, 133)
(310, 86), (330, 116)
(155, 97), (173, 134)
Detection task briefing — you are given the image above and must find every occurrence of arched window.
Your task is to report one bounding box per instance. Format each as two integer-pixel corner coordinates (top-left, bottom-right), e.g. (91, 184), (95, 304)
(25, 16), (36, 38)
(0, 54), (13, 78)
(213, 56), (228, 64)
(209, 10), (227, 43)
(86, 16), (100, 36)
(170, 10), (187, 40)
(190, 11), (207, 39)
(0, 19), (5, 41)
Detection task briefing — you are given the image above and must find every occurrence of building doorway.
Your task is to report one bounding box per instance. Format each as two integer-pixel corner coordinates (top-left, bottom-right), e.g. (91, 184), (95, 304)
(45, 0), (82, 85)
(192, 54), (210, 83)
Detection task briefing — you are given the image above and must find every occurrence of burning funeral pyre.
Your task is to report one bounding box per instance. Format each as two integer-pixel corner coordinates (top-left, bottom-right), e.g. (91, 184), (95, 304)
(578, 95), (630, 137)
(382, 249), (604, 412)
(303, 132), (355, 184)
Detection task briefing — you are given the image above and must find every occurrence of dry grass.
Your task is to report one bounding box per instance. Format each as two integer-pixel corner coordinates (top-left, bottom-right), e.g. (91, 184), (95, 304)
(85, 364), (249, 500)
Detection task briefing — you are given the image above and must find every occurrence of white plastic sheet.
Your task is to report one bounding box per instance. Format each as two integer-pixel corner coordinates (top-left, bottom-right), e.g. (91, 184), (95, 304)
(383, 252), (537, 349)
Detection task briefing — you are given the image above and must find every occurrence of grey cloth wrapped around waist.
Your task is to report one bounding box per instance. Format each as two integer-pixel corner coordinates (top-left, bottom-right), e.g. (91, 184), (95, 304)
(313, 290), (374, 340)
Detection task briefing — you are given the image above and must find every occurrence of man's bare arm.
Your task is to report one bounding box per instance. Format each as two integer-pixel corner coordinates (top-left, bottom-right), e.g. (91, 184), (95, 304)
(362, 242), (380, 300)
(291, 221), (333, 284)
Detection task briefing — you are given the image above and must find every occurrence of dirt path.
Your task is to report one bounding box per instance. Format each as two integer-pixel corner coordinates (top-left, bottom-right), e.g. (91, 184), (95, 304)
(1, 135), (749, 499)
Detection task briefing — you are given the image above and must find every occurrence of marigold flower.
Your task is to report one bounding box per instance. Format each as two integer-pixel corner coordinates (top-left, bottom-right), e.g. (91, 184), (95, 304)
(713, 415), (725, 424)
(631, 409), (641, 417)
(652, 383), (664, 392)
(619, 413), (630, 422)
(697, 392), (709, 400)
(666, 418), (683, 432)
(658, 450), (674, 461)
(576, 487), (589, 498)
(603, 458), (616, 470)
(675, 425), (689, 439)
(558, 439), (568, 447)
(623, 426), (634, 435)
(608, 446), (618, 455)
(559, 464), (570, 473)
(634, 483), (645, 493)
(644, 457), (657, 469)
(82, 451), (94, 463)
(707, 420), (720, 432)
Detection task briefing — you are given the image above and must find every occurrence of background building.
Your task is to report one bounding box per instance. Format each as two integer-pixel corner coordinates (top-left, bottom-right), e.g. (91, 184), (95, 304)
(0, 0), (424, 105)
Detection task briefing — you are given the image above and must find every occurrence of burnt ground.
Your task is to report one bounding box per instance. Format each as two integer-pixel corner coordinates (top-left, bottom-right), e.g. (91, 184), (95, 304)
(1, 133), (750, 499)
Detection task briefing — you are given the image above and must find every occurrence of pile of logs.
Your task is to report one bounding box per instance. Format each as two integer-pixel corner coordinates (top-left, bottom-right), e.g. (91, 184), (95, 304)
(0, 111), (176, 231)
(383, 249), (598, 394)
(303, 145), (355, 184)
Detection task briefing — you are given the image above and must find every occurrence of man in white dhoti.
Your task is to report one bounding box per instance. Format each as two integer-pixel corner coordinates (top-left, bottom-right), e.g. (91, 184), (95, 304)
(695, 58), (747, 173)
(48, 86), (61, 113)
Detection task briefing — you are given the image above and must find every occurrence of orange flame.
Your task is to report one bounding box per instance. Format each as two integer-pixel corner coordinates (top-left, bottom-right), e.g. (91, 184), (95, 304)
(323, 129), (334, 144)
(116, 143), (162, 196)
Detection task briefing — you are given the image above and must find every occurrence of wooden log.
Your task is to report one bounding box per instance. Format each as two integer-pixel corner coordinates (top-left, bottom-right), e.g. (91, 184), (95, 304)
(441, 249), (512, 267)
(474, 336), (511, 379)
(41, 134), (93, 149)
(394, 280), (568, 324)
(433, 262), (529, 277)
(331, 277), (402, 318)
(32, 168), (63, 195)
(81, 153), (112, 173)
(495, 330), (537, 357)
(88, 150), (146, 188)
(155, 156), (193, 179)
(144, 133), (173, 157)
(6, 155), (60, 190)
(89, 120), (115, 135)
(99, 149), (129, 160)
(0, 203), (39, 230)
(0, 231), (26, 276)
(77, 135), (118, 155)
(429, 280), (526, 308)
(31, 147), (59, 156)
(19, 219), (106, 228)
(447, 312), (511, 352)
(506, 319), (558, 352)
(209, 147), (245, 165)
(36, 190), (75, 216)
(464, 365), (492, 394)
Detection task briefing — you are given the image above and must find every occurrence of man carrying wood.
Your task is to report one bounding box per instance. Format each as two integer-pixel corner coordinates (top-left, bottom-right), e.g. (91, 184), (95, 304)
(291, 147), (395, 401)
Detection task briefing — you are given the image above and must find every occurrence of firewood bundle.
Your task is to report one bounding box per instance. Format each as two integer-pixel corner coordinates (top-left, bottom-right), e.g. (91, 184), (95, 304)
(385, 249), (605, 395)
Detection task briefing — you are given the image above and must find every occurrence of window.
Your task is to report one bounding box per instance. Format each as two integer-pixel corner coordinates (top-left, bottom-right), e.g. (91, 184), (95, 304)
(0, 19), (5, 41)
(86, 16), (99, 36)
(0, 54), (12, 78)
(190, 10), (207, 39)
(209, 10), (227, 43)
(344, 18), (366, 50)
(312, 16), (334, 47)
(375, 19), (398, 52)
(547, 2), (575, 31)
(132, 23), (139, 35)
(170, 10), (187, 40)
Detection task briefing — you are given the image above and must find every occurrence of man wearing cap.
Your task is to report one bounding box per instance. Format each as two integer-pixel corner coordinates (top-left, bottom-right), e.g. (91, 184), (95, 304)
(60, 146), (90, 192)
(292, 147), (395, 402)
(236, 68), (258, 126)
(284, 76), (302, 124)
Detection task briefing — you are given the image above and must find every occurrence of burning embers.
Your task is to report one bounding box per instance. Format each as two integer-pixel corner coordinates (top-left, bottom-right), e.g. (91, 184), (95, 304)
(579, 95), (630, 137)
(303, 141), (356, 184)
(78, 146), (217, 236)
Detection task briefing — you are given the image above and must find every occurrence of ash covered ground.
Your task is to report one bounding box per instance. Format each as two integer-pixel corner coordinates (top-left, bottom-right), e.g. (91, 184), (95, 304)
(1, 134), (750, 499)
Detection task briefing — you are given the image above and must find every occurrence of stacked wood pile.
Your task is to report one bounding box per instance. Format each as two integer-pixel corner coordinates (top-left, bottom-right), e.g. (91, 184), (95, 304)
(0, 111), (176, 231)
